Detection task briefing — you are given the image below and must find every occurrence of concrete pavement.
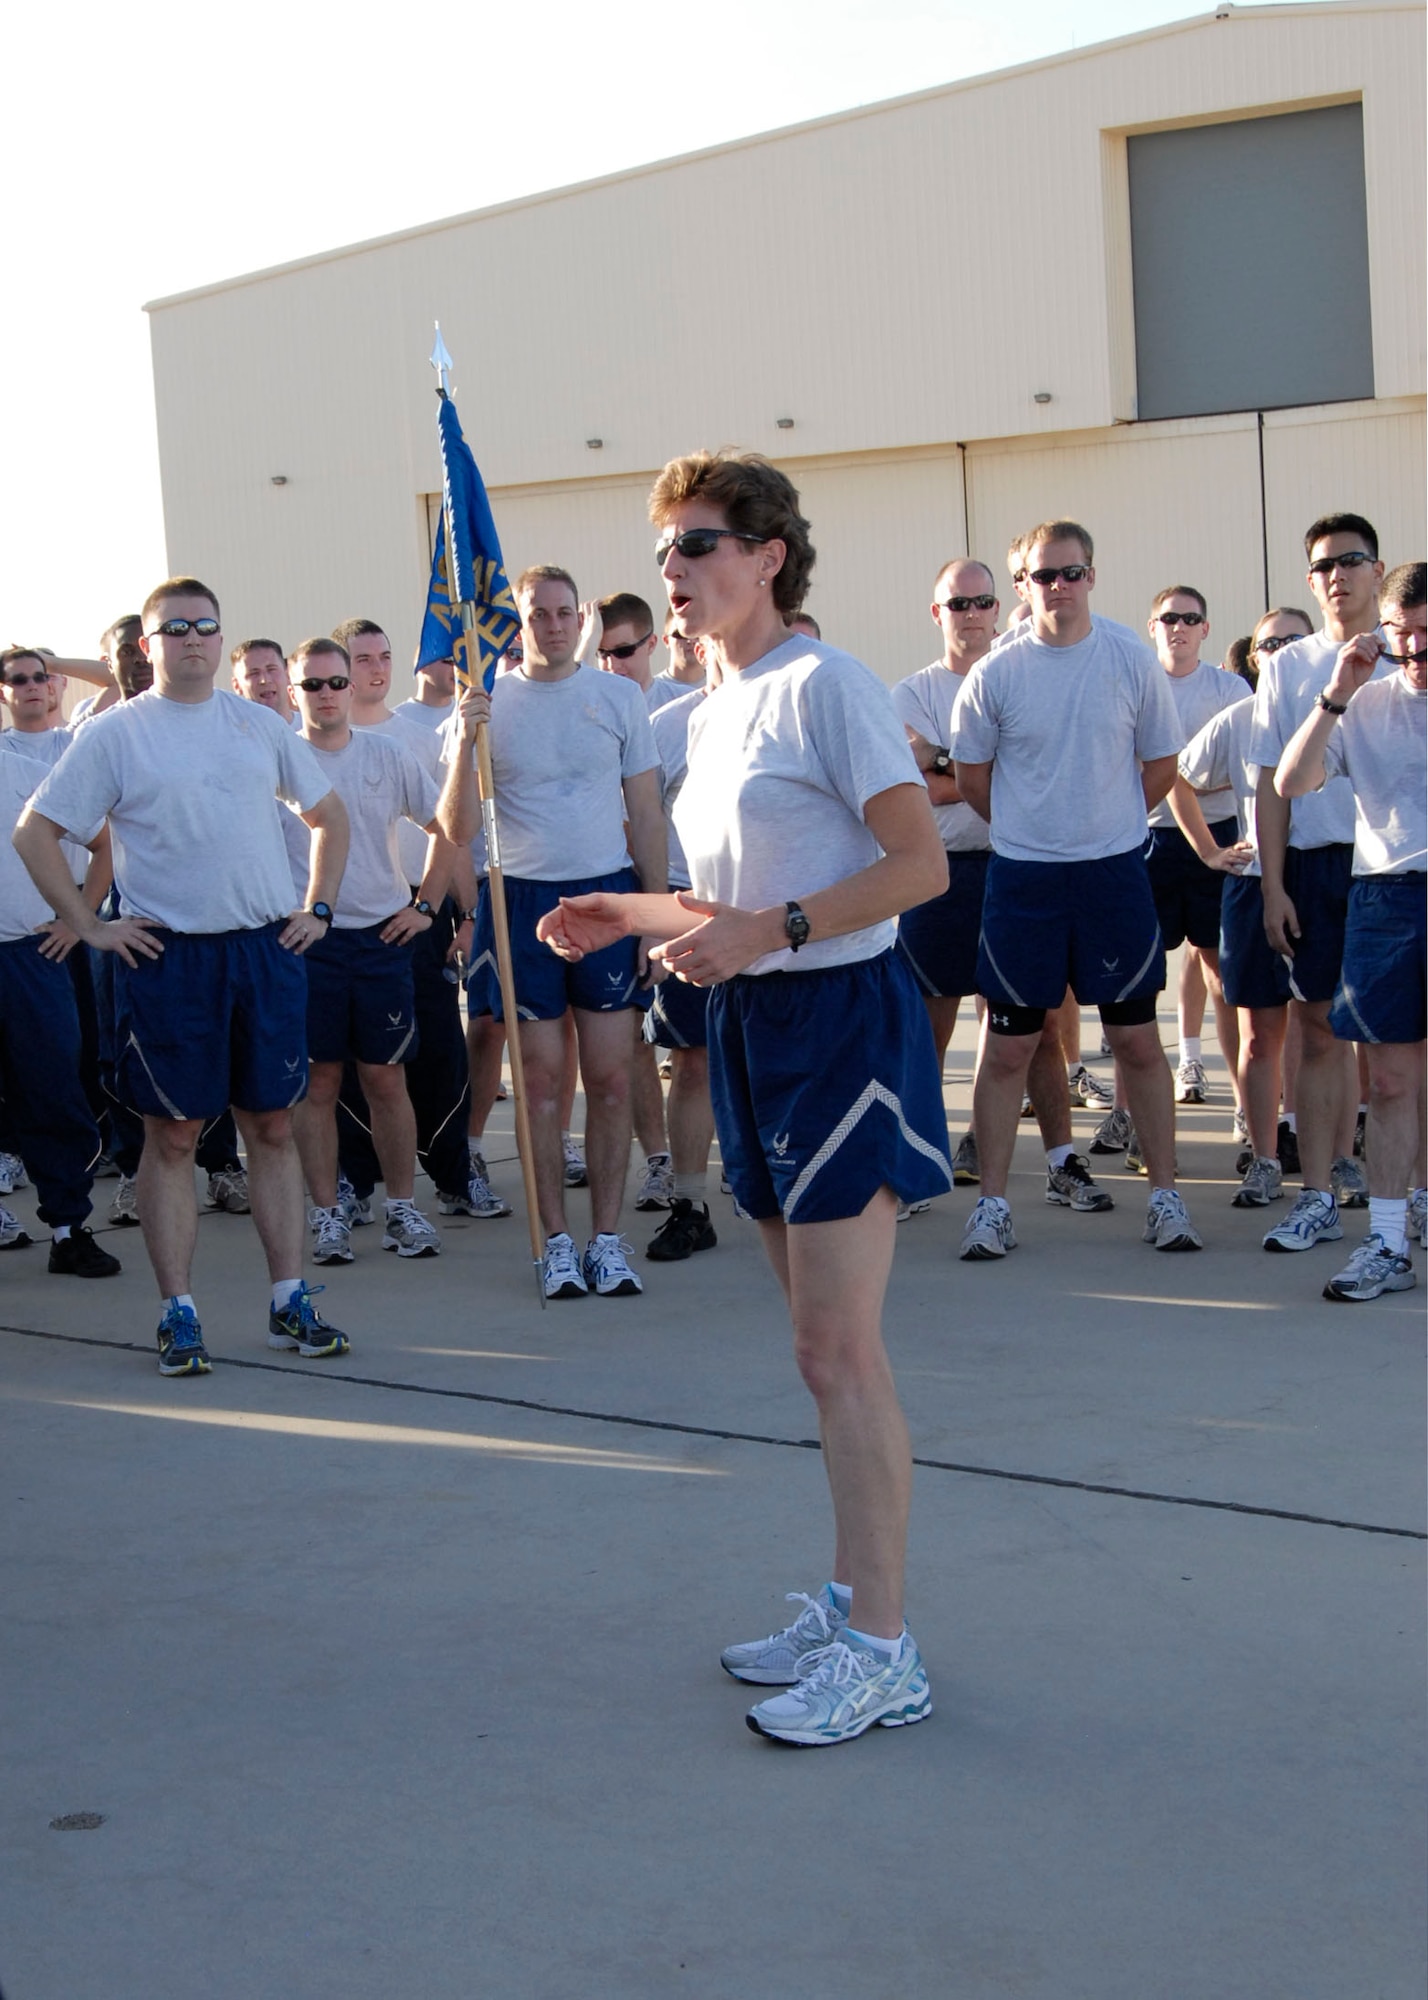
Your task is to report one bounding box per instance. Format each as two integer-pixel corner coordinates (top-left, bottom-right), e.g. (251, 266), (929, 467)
(2, 994), (1423, 1999)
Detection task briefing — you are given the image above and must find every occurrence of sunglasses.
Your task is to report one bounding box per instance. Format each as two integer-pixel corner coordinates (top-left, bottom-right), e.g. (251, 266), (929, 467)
(937, 595), (997, 613)
(1384, 648), (1424, 665)
(3, 670), (48, 686)
(598, 639), (651, 661)
(655, 528), (766, 565)
(1253, 633), (1304, 655)
(1155, 611), (1205, 627)
(149, 617), (220, 638)
(294, 675), (351, 692)
(1307, 551), (1375, 577)
(1027, 565), (1091, 587)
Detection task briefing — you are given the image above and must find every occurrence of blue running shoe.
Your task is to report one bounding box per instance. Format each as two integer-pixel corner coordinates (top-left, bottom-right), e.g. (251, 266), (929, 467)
(157, 1301), (211, 1377)
(268, 1283), (350, 1358)
(746, 1632), (932, 1746)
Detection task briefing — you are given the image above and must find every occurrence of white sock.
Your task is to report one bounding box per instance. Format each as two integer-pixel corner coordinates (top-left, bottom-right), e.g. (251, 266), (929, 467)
(826, 1580), (852, 1613)
(1150, 1185), (1176, 1202)
(1283, 1112), (1298, 1133)
(1046, 1144), (1073, 1171)
(1181, 1036), (1202, 1064)
(167, 1293), (197, 1314)
(1368, 1197), (1408, 1255)
(271, 1279), (303, 1311)
(673, 1173), (708, 1205)
(845, 1625), (904, 1663)
(52, 1225), (72, 1242)
(646, 1150), (671, 1168)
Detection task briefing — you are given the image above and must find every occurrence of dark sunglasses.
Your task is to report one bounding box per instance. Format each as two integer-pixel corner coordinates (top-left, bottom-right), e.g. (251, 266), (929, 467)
(598, 639), (650, 661)
(1253, 633), (1303, 655)
(1155, 610), (1205, 627)
(1384, 648), (1424, 665)
(1028, 565), (1091, 587)
(1308, 551), (1375, 577)
(655, 528), (766, 565)
(294, 674), (351, 692)
(149, 617), (220, 638)
(3, 670), (48, 686)
(937, 595), (997, 613)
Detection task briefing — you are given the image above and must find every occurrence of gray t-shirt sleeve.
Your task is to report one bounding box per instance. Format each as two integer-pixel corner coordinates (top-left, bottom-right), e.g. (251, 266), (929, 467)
(1131, 655), (1185, 762)
(948, 659), (998, 763)
(272, 725), (332, 813)
(31, 727), (119, 845)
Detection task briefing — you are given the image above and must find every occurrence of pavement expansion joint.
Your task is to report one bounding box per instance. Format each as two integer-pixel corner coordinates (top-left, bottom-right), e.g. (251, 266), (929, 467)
(4, 1320), (1422, 1543)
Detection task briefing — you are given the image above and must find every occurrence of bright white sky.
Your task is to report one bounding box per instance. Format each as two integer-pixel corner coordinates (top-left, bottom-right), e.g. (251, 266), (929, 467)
(3, 0), (1299, 655)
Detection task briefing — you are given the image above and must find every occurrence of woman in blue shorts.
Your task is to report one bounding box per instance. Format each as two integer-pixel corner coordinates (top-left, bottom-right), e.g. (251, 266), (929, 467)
(534, 450), (952, 1746)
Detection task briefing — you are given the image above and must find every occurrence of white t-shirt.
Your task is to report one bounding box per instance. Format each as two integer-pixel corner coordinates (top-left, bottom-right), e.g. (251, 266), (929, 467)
(0, 726), (90, 878)
(950, 622), (1182, 863)
(367, 710), (445, 887)
(675, 637), (921, 975)
(649, 671), (699, 712)
(296, 730), (439, 927)
(34, 688), (330, 933)
(890, 661), (992, 853)
(0, 749), (64, 943)
(1318, 671), (1428, 876)
(442, 664), (658, 881)
(1249, 629), (1392, 850)
(1147, 661), (1244, 828)
(650, 689), (705, 891)
(989, 611), (1141, 655)
(1178, 696), (1262, 878)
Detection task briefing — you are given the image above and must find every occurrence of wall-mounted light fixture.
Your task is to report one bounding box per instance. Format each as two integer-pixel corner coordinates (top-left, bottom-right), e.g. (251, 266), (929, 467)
(586, 438), (603, 450)
(270, 474), (289, 485)
(1032, 392), (1053, 405)
(775, 417), (795, 430)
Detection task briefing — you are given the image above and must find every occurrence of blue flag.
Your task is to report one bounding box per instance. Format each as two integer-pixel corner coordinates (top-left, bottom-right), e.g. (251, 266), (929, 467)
(416, 395), (519, 693)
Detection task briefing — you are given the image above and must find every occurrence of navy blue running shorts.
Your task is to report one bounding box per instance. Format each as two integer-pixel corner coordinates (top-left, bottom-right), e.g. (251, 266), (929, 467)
(1218, 874), (1291, 1012)
(977, 848), (1165, 1012)
(1144, 818), (1238, 951)
(1282, 843), (1353, 1006)
(895, 849), (989, 999)
(708, 948), (953, 1224)
(643, 972), (710, 1050)
(468, 869), (652, 1021)
(304, 923), (419, 1066)
(1330, 875), (1426, 1046)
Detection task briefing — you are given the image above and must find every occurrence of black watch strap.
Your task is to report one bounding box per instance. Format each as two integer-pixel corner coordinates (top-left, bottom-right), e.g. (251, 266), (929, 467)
(1317, 692), (1348, 716)
(412, 898), (434, 917)
(931, 748), (953, 775)
(784, 901), (811, 952)
(308, 902), (334, 926)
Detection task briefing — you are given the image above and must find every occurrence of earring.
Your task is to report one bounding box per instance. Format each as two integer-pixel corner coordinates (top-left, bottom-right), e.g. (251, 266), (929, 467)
(758, 579), (767, 587)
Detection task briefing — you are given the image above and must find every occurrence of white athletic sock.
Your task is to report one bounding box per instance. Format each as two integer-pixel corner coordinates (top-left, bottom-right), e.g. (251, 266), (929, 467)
(271, 1279), (303, 1311)
(52, 1225), (72, 1242)
(1368, 1197), (1408, 1256)
(826, 1580), (852, 1613)
(673, 1173), (708, 1204)
(1304, 1188), (1333, 1207)
(1181, 1036), (1202, 1065)
(1046, 1144), (1073, 1171)
(845, 1625), (904, 1663)
(1283, 1112), (1298, 1133)
(167, 1294), (197, 1314)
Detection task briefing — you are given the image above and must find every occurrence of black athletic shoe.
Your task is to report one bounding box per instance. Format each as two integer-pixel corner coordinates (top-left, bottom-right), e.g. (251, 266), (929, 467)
(646, 1199), (718, 1262)
(48, 1227), (121, 1278)
(1276, 1118), (1301, 1178)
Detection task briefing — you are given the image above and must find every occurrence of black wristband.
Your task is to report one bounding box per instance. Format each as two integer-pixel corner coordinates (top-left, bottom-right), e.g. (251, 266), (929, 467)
(1316, 692), (1348, 716)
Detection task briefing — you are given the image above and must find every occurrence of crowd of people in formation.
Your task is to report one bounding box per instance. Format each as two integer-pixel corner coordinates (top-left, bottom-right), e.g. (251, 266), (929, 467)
(2, 456), (1422, 1745)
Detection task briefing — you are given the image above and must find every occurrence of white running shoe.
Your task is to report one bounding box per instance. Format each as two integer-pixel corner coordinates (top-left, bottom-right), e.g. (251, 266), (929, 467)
(0, 1152), (28, 1196)
(745, 1633), (932, 1746)
(1069, 1064), (1115, 1111)
(720, 1587), (849, 1685)
(1408, 1188), (1427, 1246)
(542, 1232), (587, 1300)
(310, 1205), (354, 1265)
(382, 1199), (441, 1258)
(1323, 1234), (1416, 1303)
(206, 1166), (251, 1214)
(1045, 1153), (1114, 1212)
(440, 1152), (512, 1218)
(1089, 1107), (1132, 1155)
(1144, 1188), (1203, 1251)
(582, 1233), (642, 1296)
(634, 1151), (674, 1211)
(959, 1196), (1016, 1260)
(1263, 1189), (1342, 1253)
(0, 1203), (33, 1250)
(108, 1174), (140, 1227)
(1232, 1157), (1284, 1208)
(336, 1174), (373, 1227)
(562, 1134), (588, 1188)
(1330, 1155), (1369, 1210)
(895, 1198), (932, 1221)
(1175, 1057), (1208, 1104)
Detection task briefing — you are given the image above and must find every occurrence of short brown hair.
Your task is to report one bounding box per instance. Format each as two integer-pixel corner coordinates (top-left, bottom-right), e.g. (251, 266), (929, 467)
(290, 637), (350, 672)
(648, 451), (814, 616)
(231, 638), (285, 667)
(1380, 561), (1426, 613)
(142, 576), (220, 623)
(1023, 520), (1094, 565)
(1251, 607), (1313, 651)
(1151, 585), (1207, 619)
(514, 565), (578, 605)
(0, 647), (47, 681)
(597, 592), (653, 637)
(332, 617), (387, 650)
(1005, 534), (1027, 582)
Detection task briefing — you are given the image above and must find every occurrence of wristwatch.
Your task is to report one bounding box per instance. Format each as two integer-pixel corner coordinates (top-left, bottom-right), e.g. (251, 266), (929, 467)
(308, 902), (334, 926)
(784, 901), (811, 952)
(1317, 692), (1348, 716)
(411, 898), (434, 917)
(931, 748), (953, 776)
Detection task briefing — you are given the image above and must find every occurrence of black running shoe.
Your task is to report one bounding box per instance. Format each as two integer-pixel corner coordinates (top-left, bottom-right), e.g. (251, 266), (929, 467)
(1276, 1119), (1301, 1178)
(48, 1227), (121, 1278)
(646, 1199), (718, 1262)
(269, 1282), (350, 1358)
(157, 1301), (211, 1376)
